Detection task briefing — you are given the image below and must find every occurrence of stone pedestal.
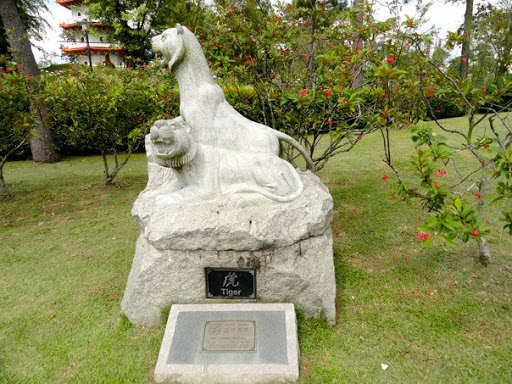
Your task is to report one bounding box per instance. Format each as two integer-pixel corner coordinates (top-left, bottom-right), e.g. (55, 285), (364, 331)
(121, 171), (336, 327)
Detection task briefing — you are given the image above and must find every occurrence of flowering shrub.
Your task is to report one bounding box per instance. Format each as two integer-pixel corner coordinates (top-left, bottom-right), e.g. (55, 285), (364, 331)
(0, 64), (179, 185)
(0, 65), (35, 198)
(43, 66), (179, 184)
(195, 1), (426, 170)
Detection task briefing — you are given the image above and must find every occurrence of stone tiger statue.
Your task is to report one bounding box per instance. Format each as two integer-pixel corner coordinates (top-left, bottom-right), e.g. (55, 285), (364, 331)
(151, 24), (315, 172)
(148, 118), (304, 205)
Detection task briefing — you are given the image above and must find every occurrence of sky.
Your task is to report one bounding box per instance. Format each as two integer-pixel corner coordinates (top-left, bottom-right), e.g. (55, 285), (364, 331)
(31, 0), (477, 64)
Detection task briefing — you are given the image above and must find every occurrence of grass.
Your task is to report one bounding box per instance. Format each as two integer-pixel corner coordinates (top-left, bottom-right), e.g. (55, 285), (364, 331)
(1, 116), (511, 383)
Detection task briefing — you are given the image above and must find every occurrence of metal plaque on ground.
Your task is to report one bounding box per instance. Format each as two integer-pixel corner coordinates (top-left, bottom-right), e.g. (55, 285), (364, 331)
(154, 303), (299, 383)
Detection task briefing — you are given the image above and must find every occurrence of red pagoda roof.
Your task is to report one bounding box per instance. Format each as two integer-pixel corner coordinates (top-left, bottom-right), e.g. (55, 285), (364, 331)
(62, 46), (125, 55)
(59, 22), (112, 30)
(56, 0), (84, 9)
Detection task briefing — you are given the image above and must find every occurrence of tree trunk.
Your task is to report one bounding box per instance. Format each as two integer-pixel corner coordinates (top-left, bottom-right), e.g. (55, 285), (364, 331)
(0, 161), (11, 200)
(0, 0), (60, 163)
(476, 169), (492, 265)
(307, 10), (317, 89)
(478, 238), (491, 266)
(351, 0), (364, 89)
(460, 0), (474, 80)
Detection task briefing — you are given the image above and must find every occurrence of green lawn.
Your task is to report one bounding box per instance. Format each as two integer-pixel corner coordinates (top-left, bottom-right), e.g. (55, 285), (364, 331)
(1, 116), (511, 383)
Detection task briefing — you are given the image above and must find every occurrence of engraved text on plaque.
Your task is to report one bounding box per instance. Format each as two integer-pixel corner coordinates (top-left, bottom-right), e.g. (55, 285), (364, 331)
(202, 321), (256, 352)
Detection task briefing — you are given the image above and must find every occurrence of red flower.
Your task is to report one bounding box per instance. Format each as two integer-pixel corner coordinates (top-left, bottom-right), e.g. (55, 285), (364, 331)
(302, 55), (307, 61)
(482, 144), (489, 149)
(382, 174), (389, 180)
(439, 169), (447, 176)
(230, 8), (235, 13)
(355, 44), (360, 51)
(359, 135), (363, 140)
(472, 230), (479, 236)
(433, 172), (439, 178)
(428, 88), (433, 94)
(299, 89), (307, 98)
(415, 287), (419, 290)
(360, 28), (365, 33)
(417, 232), (431, 240)
(461, 57), (467, 63)
(66, 99), (71, 104)
(435, 109), (441, 113)
(280, 50), (286, 55)
(327, 119), (333, 125)
(329, 45), (334, 50)
(5, 68), (12, 73)
(374, 28), (379, 33)
(323, 89), (331, 97)
(13, 125), (18, 130)
(250, 58), (255, 62)
(426, 308), (431, 311)
(258, 29), (263, 33)
(17, 64), (22, 69)
(433, 183), (439, 189)
(215, 43), (221, 48)
(200, 34), (204, 38)
(482, 87), (487, 93)
(474, 192), (481, 199)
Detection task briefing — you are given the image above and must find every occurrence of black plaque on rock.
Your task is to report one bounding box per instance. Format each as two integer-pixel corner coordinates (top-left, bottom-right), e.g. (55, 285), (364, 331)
(205, 268), (256, 299)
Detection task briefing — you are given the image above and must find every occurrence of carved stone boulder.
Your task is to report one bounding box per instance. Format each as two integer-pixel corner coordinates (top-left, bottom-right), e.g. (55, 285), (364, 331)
(121, 171), (336, 327)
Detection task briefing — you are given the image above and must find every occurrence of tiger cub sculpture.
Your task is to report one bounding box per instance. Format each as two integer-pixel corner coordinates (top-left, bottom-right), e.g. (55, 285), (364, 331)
(148, 117), (304, 205)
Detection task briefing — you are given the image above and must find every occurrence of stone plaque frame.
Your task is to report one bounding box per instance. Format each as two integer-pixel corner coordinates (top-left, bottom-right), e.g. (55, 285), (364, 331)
(205, 268), (256, 299)
(154, 303), (299, 383)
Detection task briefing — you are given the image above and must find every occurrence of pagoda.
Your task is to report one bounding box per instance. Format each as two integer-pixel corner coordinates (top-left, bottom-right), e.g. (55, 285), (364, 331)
(56, 0), (124, 67)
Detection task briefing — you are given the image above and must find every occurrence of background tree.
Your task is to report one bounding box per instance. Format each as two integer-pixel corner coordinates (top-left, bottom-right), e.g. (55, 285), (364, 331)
(472, 1), (512, 79)
(86, 0), (210, 64)
(0, 0), (60, 163)
(0, 0), (49, 61)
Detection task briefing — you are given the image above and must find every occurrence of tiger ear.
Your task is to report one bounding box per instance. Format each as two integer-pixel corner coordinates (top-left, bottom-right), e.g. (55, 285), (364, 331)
(176, 24), (184, 35)
(182, 121), (191, 133)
